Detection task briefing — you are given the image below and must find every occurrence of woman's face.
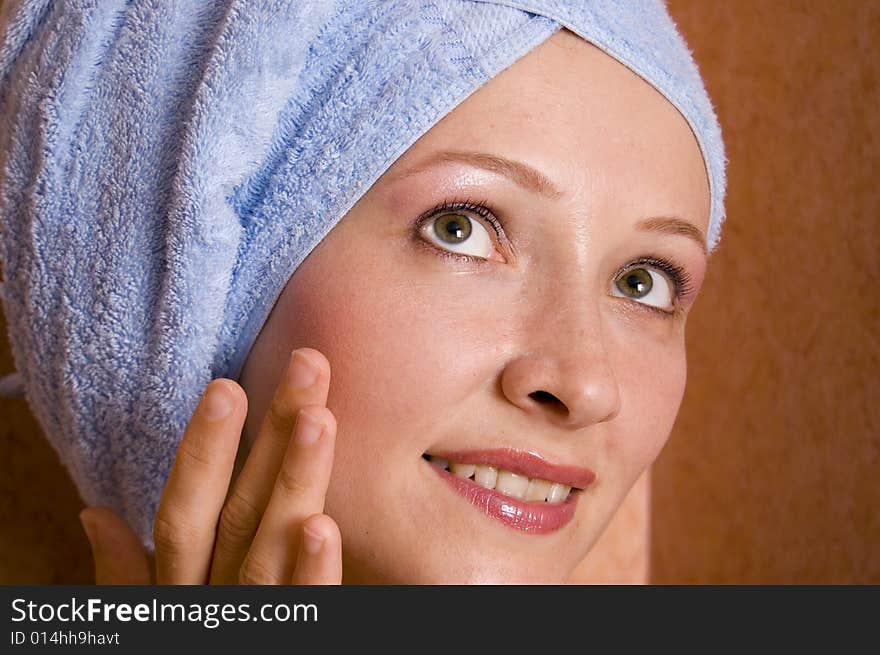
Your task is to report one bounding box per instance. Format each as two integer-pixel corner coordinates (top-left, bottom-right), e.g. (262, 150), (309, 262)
(239, 29), (710, 583)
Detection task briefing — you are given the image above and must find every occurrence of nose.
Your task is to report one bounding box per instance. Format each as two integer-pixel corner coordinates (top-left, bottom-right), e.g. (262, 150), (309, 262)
(499, 299), (622, 431)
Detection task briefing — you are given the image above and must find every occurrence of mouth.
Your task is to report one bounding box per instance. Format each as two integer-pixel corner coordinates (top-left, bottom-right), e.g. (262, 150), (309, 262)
(422, 449), (596, 534)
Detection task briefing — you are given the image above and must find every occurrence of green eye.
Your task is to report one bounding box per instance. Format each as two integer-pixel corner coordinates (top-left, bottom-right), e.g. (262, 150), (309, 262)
(611, 265), (674, 310)
(422, 212), (494, 259)
(616, 268), (653, 298)
(434, 213), (472, 244)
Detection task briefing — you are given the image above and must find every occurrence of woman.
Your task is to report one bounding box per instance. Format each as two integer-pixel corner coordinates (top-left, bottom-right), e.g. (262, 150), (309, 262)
(0, 1), (726, 584)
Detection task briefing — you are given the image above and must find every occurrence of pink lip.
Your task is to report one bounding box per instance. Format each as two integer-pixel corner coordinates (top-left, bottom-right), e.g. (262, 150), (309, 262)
(430, 465), (580, 534)
(428, 448), (596, 489)
(424, 448), (596, 534)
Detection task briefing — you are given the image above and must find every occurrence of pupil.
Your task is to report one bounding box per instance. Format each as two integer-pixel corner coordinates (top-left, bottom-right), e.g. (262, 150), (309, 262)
(624, 270), (652, 296)
(436, 214), (471, 243)
(446, 220), (463, 237)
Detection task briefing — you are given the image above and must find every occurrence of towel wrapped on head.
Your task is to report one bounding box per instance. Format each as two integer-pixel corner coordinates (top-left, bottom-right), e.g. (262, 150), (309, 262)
(0, 0), (726, 550)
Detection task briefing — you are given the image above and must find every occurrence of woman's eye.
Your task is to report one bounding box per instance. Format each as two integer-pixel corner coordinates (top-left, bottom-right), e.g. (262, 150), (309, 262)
(611, 265), (675, 311)
(420, 212), (495, 260)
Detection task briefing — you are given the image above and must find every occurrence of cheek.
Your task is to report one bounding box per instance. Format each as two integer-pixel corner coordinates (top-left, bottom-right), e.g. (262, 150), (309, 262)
(609, 330), (688, 479)
(281, 244), (498, 506)
(290, 264), (477, 435)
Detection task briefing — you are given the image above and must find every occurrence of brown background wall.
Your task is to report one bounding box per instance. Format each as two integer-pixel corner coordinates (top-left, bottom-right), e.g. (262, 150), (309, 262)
(652, 0), (879, 583)
(1, 1), (878, 584)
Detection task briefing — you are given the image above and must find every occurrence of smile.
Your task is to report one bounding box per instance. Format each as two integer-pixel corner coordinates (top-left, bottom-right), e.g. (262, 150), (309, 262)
(422, 449), (596, 534)
(424, 454), (575, 503)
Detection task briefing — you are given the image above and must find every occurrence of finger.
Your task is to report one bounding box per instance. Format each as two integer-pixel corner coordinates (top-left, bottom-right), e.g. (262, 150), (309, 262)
(80, 507), (151, 585)
(291, 514), (342, 585)
(154, 378), (246, 584)
(238, 405), (336, 584)
(210, 348), (330, 584)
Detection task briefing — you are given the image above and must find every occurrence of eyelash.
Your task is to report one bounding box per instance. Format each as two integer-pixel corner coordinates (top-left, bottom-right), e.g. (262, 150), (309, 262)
(613, 256), (694, 319)
(413, 198), (694, 319)
(414, 197), (505, 264)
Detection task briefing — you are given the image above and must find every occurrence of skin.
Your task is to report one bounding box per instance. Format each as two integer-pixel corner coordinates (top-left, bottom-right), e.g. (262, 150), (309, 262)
(79, 28), (710, 584)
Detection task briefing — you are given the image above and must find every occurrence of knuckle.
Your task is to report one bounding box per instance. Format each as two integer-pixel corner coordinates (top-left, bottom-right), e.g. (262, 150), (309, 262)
(177, 436), (214, 470)
(152, 512), (200, 556)
(276, 466), (312, 499)
(239, 555), (280, 585)
(218, 492), (260, 544)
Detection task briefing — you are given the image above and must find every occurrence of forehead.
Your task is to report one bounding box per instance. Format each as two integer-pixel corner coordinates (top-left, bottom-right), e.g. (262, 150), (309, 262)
(389, 29), (710, 236)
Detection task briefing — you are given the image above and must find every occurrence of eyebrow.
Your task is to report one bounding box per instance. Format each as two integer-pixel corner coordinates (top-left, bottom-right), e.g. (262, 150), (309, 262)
(636, 216), (707, 255)
(393, 149), (707, 253)
(392, 150), (565, 200)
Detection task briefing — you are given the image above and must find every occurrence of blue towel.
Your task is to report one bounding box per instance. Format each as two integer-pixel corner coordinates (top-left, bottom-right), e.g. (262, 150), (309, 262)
(0, 0), (726, 551)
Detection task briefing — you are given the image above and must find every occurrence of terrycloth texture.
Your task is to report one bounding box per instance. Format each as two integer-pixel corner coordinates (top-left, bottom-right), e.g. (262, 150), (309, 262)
(0, 0), (727, 550)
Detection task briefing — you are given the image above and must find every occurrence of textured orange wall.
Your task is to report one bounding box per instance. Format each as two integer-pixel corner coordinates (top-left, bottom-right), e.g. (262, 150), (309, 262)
(1, 1), (877, 584)
(652, 0), (879, 583)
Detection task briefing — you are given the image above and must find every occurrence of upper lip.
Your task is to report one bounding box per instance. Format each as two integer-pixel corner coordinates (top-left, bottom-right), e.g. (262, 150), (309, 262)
(425, 447), (596, 490)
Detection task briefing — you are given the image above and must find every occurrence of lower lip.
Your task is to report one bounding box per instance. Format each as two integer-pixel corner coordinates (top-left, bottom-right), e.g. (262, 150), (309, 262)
(430, 464), (579, 534)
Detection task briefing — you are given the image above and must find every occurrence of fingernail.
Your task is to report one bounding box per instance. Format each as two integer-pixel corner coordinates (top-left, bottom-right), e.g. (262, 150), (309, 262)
(294, 410), (323, 445)
(289, 350), (319, 389)
(302, 525), (325, 555)
(202, 381), (233, 420)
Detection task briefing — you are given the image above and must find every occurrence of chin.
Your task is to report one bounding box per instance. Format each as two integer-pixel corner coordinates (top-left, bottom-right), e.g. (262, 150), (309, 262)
(341, 538), (580, 585)
(330, 457), (605, 584)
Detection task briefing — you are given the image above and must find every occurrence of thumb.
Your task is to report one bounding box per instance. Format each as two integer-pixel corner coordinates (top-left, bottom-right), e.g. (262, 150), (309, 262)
(79, 507), (152, 585)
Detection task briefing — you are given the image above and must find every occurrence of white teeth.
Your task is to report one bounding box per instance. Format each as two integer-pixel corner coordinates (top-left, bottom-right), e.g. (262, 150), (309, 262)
(427, 454), (576, 504)
(474, 465), (498, 489)
(546, 483), (571, 505)
(428, 456), (448, 471)
(525, 478), (552, 502)
(450, 462), (476, 479)
(495, 470), (529, 500)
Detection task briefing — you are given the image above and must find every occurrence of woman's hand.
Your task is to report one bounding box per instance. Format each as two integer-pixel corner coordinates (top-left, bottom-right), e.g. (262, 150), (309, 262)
(77, 348), (342, 584)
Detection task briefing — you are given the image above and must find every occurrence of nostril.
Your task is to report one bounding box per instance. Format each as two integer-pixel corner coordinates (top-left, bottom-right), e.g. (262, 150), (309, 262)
(529, 390), (568, 417)
(529, 390), (557, 403)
